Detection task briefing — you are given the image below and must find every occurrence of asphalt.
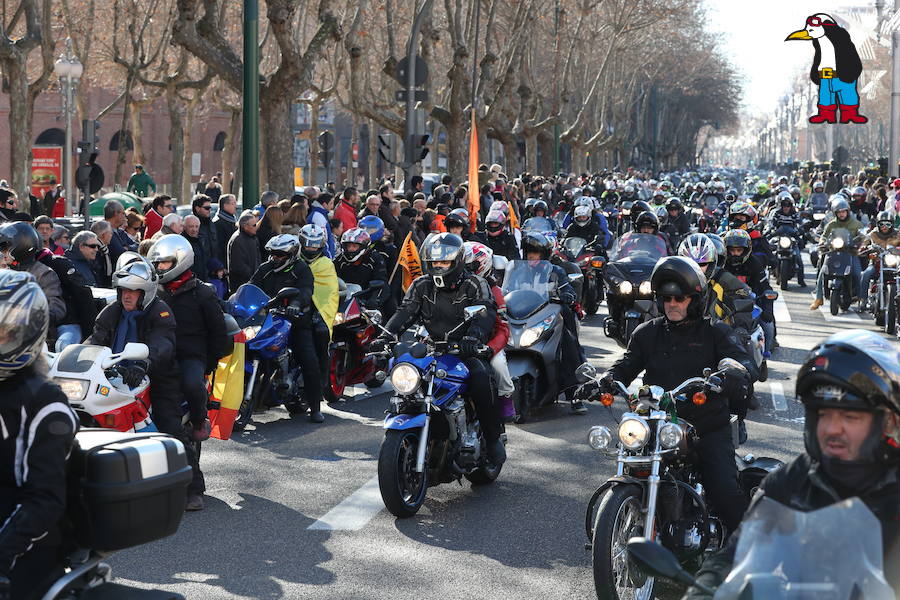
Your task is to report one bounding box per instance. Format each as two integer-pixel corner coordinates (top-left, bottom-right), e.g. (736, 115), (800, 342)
(109, 254), (893, 600)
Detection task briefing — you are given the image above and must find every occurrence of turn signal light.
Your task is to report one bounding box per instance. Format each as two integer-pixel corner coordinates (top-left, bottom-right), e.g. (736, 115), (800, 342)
(591, 258), (605, 268)
(692, 392), (707, 406)
(600, 393), (615, 406)
(103, 414), (117, 427)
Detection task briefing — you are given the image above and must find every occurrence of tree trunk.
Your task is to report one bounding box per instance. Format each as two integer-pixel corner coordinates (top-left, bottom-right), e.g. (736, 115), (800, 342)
(165, 85), (185, 202)
(221, 107), (241, 194)
(182, 97), (200, 202)
(349, 114), (359, 189)
(308, 101), (320, 187)
(524, 134), (537, 173)
(446, 120), (466, 186)
(502, 140), (518, 176)
(6, 58), (33, 197)
(130, 99), (145, 167)
(114, 82), (134, 187)
(538, 135), (553, 175)
(368, 119), (378, 190)
(259, 93), (294, 196)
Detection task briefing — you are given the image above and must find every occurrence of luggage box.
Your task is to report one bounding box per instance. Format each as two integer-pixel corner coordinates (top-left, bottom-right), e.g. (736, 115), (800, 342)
(67, 429), (193, 552)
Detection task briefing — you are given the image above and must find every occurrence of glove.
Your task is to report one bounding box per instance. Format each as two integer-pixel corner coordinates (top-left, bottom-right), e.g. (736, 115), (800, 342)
(458, 335), (480, 358)
(284, 304), (306, 319)
(369, 337), (391, 354)
(121, 360), (148, 388)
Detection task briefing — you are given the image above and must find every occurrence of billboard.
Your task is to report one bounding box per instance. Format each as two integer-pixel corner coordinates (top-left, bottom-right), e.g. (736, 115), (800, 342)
(31, 146), (62, 198)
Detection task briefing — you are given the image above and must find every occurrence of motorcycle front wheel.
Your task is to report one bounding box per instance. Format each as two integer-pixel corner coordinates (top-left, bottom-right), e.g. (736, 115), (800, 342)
(778, 259), (790, 290)
(583, 279), (599, 316)
(378, 429), (428, 518)
(592, 485), (655, 600)
(829, 284), (841, 316)
(887, 283), (897, 335)
(325, 350), (346, 403)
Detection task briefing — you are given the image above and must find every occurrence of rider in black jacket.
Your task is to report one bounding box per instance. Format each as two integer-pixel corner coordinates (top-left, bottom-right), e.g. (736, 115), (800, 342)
(684, 330), (900, 598)
(601, 257), (754, 532)
(335, 227), (389, 309)
(484, 211), (520, 261)
(0, 272), (77, 600)
(373, 233), (506, 465)
(723, 229), (777, 356)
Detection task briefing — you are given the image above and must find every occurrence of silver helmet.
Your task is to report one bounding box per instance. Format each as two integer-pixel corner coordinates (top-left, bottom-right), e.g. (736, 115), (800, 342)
(0, 271), (48, 380)
(298, 224), (326, 262)
(112, 255), (158, 310)
(265, 234), (300, 272)
(147, 234), (195, 283)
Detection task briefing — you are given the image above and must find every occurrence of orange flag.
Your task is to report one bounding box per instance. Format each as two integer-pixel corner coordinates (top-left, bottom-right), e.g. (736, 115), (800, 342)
(507, 201), (519, 230)
(397, 232), (423, 291)
(467, 111), (480, 233)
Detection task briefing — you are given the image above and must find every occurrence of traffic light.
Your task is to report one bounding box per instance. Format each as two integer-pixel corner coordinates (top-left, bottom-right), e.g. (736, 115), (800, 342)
(78, 119), (100, 163)
(318, 150), (333, 167)
(409, 134), (430, 161)
(878, 157), (888, 176)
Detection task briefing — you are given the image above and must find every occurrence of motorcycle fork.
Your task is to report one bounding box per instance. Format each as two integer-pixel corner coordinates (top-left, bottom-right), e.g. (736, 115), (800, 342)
(244, 359), (260, 404)
(415, 364), (436, 473)
(615, 425), (663, 539)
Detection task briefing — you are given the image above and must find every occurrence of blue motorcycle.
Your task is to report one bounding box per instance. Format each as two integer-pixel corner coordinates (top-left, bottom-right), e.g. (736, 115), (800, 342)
(227, 283), (305, 430)
(377, 305), (504, 518)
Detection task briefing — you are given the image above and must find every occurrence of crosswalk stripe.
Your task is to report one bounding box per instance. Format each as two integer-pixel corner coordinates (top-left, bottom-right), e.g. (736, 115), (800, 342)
(773, 294), (792, 322)
(308, 475), (383, 530)
(767, 381), (788, 412)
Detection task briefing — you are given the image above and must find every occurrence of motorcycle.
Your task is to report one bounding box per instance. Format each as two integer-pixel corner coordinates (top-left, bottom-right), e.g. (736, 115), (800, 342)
(863, 245), (900, 335)
(226, 284), (306, 430)
(376, 305), (503, 518)
(326, 281), (386, 402)
(502, 259), (579, 422)
(577, 361), (783, 600)
(726, 292), (777, 382)
(769, 225), (800, 290)
(602, 232), (665, 348)
(559, 236), (606, 316)
(627, 497), (894, 600)
(47, 342), (155, 433)
(818, 228), (859, 316)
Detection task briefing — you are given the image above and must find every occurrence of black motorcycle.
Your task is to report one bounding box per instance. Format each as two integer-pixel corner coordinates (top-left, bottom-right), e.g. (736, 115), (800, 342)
(818, 228), (859, 315)
(602, 232), (666, 348)
(769, 225), (801, 290)
(558, 236), (606, 315)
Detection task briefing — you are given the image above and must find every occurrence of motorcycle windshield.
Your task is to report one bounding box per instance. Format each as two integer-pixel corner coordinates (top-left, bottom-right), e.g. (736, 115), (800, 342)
(715, 497), (893, 600)
(228, 284), (270, 327)
(774, 225), (796, 237)
(827, 228), (852, 248)
(610, 233), (667, 261)
(502, 260), (554, 319)
(56, 344), (105, 373)
(522, 217), (555, 234)
(563, 237), (588, 257)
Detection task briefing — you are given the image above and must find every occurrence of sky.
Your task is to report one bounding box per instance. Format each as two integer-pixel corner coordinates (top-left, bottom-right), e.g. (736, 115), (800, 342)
(703, 0), (871, 114)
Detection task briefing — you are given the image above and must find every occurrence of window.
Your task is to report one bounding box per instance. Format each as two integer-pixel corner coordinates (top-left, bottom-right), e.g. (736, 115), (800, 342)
(35, 128), (66, 146)
(213, 131), (226, 152)
(109, 130), (134, 152)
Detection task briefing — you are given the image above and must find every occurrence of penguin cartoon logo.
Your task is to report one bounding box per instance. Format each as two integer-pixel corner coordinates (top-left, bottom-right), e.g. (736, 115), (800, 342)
(785, 13), (867, 125)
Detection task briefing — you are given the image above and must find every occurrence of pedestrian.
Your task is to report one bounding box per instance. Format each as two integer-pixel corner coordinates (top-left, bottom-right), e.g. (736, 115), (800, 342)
(329, 217), (344, 254)
(152, 213), (184, 240)
(227, 210), (261, 290)
(182, 215), (208, 281)
(255, 190), (280, 254)
(207, 257), (228, 299)
(334, 187), (359, 231)
(48, 225), (69, 256)
(124, 210), (144, 244)
(378, 183), (401, 239)
(306, 192), (335, 257)
(42, 184), (63, 217)
(405, 175), (424, 203)
(0, 187), (19, 221)
(359, 193), (381, 219)
(212, 193), (237, 263)
(64, 231), (99, 286)
(103, 199), (137, 265)
(191, 194), (217, 271)
(282, 202), (307, 235)
(144, 194), (175, 238)
(34, 215), (54, 250)
(126, 164), (157, 197)
(90, 221), (114, 287)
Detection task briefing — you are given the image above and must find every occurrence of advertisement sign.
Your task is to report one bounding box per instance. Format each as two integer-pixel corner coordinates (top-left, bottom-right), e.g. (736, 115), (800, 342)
(30, 146), (62, 198)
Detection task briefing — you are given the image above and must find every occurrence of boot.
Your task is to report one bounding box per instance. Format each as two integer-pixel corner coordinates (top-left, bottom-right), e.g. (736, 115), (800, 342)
(185, 493), (204, 512)
(810, 298), (823, 310)
(498, 395), (516, 422)
(808, 104), (837, 124)
(839, 105), (868, 124)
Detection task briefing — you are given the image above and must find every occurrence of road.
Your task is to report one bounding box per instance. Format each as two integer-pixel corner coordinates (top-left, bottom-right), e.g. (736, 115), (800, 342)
(110, 261), (892, 600)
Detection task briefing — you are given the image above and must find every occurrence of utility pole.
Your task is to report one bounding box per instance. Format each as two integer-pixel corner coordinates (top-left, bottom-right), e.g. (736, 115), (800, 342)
(402, 0), (434, 184)
(243, 0), (260, 207)
(553, 0), (561, 175)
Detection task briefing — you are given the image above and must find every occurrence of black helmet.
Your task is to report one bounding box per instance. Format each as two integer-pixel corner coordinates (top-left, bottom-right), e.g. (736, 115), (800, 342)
(0, 271), (49, 381)
(779, 194), (795, 210)
(0, 222), (41, 270)
(630, 201), (652, 224)
(521, 231), (553, 260)
(724, 189), (737, 202)
(634, 211), (659, 234)
(723, 229), (752, 267)
(650, 256), (708, 321)
(796, 330), (900, 467)
(532, 200), (548, 216)
(421, 232), (466, 289)
(665, 197), (683, 215)
(444, 211), (468, 231)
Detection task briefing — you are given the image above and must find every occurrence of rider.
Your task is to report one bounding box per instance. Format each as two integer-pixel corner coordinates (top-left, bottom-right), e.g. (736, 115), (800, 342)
(444, 209), (486, 244)
(596, 256), (754, 533)
(665, 197), (691, 241)
(372, 233), (506, 465)
(565, 205), (602, 246)
(859, 211), (900, 306)
(148, 235), (231, 510)
(810, 197), (864, 310)
(808, 179), (829, 213)
(250, 234), (324, 423)
(634, 210), (674, 255)
(484, 211), (521, 260)
(684, 329), (900, 598)
(723, 229), (776, 357)
(0, 272), (77, 600)
(679, 234), (753, 330)
(335, 228), (388, 309)
(728, 201), (773, 267)
(765, 193), (807, 287)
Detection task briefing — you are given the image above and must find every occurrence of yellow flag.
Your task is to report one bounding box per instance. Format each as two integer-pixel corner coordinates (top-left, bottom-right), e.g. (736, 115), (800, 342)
(309, 256), (340, 337)
(397, 232), (423, 291)
(467, 111), (480, 233)
(507, 201), (519, 230)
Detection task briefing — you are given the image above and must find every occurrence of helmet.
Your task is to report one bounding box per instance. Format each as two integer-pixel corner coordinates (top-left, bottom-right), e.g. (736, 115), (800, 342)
(723, 229), (752, 266)
(795, 330), (900, 467)
(0, 271), (48, 380)
(0, 222), (41, 270)
(724, 189), (737, 202)
(665, 197), (683, 215)
(875, 210), (895, 233)
(485, 211), (508, 237)
(147, 234), (194, 283)
(851, 186), (867, 204)
(831, 198), (851, 219)
(713, 181), (726, 193)
(444, 211), (468, 231)
(678, 234), (717, 278)
(630, 201), (652, 224)
(450, 207), (469, 220)
(778, 193), (795, 210)
(777, 176), (788, 185)
(634, 211), (659, 234)
(659, 180), (673, 192)
(463, 241), (494, 278)
(788, 185), (801, 198)
(358, 215), (385, 242)
(265, 234), (300, 271)
(812, 180), (824, 191)
(706, 233), (727, 274)
(421, 233), (466, 289)
(655, 205), (668, 225)
(112, 255), (158, 310)
(340, 227), (371, 262)
(622, 184), (635, 196)
(696, 181), (707, 192)
(298, 223), (327, 261)
(728, 201), (756, 230)
(573, 205), (592, 225)
(756, 182), (769, 194)
(521, 231), (553, 260)
(650, 256), (708, 321)
(532, 200), (548, 215)
(575, 196), (594, 209)
(491, 201), (509, 215)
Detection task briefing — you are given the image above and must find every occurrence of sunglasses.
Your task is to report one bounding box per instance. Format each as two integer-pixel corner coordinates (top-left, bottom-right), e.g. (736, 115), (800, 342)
(806, 16), (834, 27)
(83, 244), (100, 249)
(661, 294), (689, 304)
(201, 205), (211, 210)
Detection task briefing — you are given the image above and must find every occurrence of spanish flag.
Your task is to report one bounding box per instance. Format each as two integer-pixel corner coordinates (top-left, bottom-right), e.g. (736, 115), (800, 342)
(467, 111), (480, 233)
(208, 336), (245, 440)
(397, 232), (423, 291)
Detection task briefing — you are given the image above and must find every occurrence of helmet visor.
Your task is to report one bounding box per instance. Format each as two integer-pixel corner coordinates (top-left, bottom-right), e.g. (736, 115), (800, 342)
(422, 242), (462, 262)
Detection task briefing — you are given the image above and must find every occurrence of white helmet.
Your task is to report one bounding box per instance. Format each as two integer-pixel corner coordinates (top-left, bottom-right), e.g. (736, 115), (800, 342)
(148, 234), (194, 284)
(573, 204), (592, 224)
(265, 234), (300, 271)
(463, 241), (494, 278)
(113, 255), (158, 309)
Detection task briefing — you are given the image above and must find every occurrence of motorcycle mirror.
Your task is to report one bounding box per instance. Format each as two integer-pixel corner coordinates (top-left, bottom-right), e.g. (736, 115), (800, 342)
(568, 272), (584, 282)
(626, 538), (716, 594)
(492, 255), (509, 272)
(120, 342), (149, 362)
(463, 305), (487, 321)
(717, 358), (746, 373)
(575, 362), (598, 383)
(273, 287), (301, 301)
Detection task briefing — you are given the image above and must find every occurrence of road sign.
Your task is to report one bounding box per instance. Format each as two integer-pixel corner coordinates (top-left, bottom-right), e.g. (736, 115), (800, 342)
(395, 90), (429, 103)
(395, 55), (428, 87)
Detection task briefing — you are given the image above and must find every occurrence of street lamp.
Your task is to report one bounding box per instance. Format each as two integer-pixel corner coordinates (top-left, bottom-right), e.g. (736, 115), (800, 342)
(53, 38), (83, 216)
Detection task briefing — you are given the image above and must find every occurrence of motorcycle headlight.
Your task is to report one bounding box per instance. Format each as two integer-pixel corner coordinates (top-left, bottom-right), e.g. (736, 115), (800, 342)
(242, 325), (261, 340)
(885, 254), (900, 268)
(56, 378), (89, 402)
(831, 237), (845, 249)
(658, 423), (683, 449)
(390, 363), (421, 396)
(333, 312), (345, 325)
(779, 236), (792, 249)
(587, 426), (613, 451)
(520, 315), (555, 347)
(638, 280), (652, 295)
(618, 417), (650, 450)
(619, 281), (633, 294)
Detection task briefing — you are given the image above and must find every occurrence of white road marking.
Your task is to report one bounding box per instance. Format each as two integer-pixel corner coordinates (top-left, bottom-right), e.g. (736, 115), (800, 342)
(308, 475), (383, 530)
(767, 381), (787, 412)
(773, 294), (792, 322)
(809, 291), (864, 322)
(321, 403), (383, 427)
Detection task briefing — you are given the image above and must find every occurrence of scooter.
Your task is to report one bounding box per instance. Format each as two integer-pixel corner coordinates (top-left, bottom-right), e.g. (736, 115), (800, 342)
(769, 226), (800, 290)
(819, 229), (858, 316)
(46, 342), (155, 432)
(326, 282), (386, 402)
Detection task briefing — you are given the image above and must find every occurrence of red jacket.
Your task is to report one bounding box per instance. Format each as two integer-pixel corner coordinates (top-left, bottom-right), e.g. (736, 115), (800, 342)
(487, 285), (509, 355)
(334, 200), (358, 232)
(144, 208), (164, 238)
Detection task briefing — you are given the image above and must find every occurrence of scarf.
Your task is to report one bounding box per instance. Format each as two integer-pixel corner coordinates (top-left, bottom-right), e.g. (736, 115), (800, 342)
(112, 305), (146, 353)
(213, 210), (236, 225)
(165, 270), (193, 293)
